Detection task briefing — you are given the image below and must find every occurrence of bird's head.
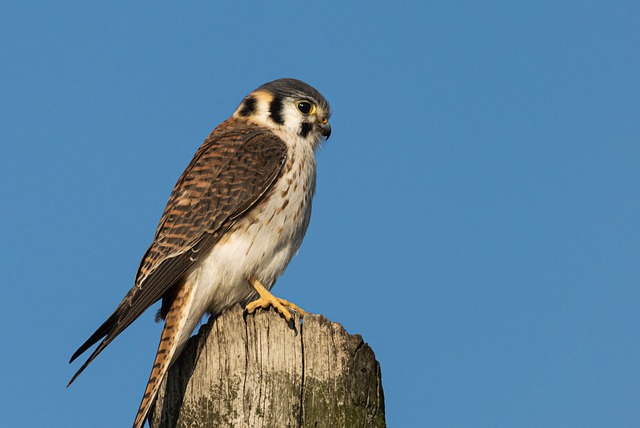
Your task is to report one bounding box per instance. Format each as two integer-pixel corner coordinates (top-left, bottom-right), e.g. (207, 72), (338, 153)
(234, 78), (331, 148)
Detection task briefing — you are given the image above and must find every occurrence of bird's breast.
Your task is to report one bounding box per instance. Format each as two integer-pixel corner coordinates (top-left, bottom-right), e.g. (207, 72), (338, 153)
(187, 140), (317, 317)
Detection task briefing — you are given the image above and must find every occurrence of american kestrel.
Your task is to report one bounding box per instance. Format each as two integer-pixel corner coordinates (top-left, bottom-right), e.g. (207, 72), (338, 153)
(68, 78), (331, 428)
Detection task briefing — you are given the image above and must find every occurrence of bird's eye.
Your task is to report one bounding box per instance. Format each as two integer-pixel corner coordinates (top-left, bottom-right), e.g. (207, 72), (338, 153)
(297, 101), (313, 115)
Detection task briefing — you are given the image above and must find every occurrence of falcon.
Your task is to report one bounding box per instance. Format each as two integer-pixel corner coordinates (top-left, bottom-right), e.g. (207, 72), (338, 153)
(68, 78), (331, 428)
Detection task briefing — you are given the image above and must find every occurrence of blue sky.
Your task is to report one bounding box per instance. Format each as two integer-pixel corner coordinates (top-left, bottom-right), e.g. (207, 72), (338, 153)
(2, 1), (639, 427)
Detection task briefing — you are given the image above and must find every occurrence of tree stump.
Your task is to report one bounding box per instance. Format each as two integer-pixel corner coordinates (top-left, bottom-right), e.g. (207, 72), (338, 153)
(148, 304), (385, 428)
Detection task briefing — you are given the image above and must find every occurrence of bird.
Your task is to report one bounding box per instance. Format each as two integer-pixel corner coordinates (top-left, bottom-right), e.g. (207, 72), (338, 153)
(68, 78), (331, 428)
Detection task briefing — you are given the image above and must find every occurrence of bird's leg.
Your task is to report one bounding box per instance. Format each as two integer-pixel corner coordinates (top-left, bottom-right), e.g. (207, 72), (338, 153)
(245, 276), (306, 321)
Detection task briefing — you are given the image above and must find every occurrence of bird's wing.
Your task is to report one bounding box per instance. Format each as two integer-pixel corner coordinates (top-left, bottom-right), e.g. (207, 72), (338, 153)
(68, 118), (287, 384)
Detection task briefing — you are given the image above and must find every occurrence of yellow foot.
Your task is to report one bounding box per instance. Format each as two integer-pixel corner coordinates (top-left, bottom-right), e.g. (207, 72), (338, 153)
(245, 277), (306, 322)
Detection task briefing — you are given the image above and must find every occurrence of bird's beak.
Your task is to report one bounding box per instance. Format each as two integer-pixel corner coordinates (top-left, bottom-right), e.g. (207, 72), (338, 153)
(318, 121), (331, 140)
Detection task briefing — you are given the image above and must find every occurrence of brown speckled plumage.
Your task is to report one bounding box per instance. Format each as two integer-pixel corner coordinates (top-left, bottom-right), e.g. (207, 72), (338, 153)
(68, 118), (287, 385)
(68, 78), (331, 428)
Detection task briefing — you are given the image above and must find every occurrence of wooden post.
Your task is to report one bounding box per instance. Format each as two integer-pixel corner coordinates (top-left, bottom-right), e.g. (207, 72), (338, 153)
(148, 304), (385, 428)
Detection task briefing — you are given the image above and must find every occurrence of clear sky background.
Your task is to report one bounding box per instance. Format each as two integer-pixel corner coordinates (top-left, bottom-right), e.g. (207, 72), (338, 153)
(1, 2), (639, 427)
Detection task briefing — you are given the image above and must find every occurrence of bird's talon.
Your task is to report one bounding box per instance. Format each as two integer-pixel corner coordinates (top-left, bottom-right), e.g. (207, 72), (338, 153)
(287, 317), (298, 334)
(246, 277), (305, 323)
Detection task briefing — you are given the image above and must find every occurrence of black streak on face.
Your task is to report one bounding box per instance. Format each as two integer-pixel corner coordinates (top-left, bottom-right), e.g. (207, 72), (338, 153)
(238, 96), (256, 117)
(269, 96), (285, 125)
(300, 122), (312, 138)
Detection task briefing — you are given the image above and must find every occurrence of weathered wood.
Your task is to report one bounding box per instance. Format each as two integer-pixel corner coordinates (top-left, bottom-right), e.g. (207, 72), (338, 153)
(149, 304), (385, 428)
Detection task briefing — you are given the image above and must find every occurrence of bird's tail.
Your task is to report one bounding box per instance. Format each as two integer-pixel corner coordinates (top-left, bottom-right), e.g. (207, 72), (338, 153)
(132, 280), (197, 428)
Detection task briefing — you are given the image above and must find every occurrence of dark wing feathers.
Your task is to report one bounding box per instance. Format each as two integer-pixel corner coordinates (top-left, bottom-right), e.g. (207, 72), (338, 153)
(69, 118), (287, 383)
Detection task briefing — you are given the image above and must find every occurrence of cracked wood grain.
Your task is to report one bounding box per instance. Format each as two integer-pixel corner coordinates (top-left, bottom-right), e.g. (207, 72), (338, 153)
(149, 304), (385, 428)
